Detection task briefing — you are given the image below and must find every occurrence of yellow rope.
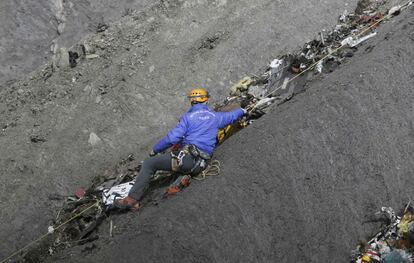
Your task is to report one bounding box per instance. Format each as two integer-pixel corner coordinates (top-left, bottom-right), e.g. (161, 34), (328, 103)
(0, 201), (100, 263)
(248, 0), (412, 113)
(193, 160), (221, 181)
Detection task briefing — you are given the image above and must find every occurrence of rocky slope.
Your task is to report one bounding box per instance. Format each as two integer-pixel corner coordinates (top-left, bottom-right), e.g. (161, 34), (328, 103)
(0, 0), (154, 85)
(48, 6), (414, 263)
(0, 0), (361, 259)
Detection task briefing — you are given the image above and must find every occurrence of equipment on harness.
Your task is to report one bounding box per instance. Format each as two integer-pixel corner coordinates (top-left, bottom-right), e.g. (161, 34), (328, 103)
(187, 88), (210, 104)
(171, 144), (210, 175)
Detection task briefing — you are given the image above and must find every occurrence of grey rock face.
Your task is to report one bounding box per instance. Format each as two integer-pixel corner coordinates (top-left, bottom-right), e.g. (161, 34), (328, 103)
(0, 0), (154, 85)
(49, 7), (414, 263)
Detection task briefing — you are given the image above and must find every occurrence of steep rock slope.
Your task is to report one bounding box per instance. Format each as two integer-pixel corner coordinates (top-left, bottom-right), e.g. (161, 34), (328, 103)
(0, 0), (358, 258)
(0, 0), (154, 85)
(53, 8), (414, 263)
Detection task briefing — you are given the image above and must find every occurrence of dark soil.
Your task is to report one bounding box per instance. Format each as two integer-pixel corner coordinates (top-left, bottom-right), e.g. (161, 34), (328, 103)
(47, 6), (414, 263)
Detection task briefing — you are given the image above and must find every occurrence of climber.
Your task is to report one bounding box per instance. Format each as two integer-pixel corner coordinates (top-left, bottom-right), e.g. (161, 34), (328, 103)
(114, 88), (246, 210)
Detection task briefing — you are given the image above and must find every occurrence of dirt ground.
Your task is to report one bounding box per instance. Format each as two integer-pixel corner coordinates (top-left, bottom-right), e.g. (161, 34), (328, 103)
(0, 0), (360, 259)
(0, 0), (154, 85)
(47, 7), (414, 263)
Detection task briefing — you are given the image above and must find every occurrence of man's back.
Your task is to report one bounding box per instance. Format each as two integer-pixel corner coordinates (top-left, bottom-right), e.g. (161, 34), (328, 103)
(154, 103), (244, 155)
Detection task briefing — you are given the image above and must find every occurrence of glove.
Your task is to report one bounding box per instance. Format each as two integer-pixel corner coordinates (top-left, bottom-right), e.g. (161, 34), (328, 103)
(149, 150), (157, 157)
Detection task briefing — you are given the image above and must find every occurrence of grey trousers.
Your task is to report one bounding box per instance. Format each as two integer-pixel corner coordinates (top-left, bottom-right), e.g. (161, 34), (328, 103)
(128, 152), (196, 201)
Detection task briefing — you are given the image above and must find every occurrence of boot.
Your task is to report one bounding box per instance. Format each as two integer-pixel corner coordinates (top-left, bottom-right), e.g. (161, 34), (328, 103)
(165, 175), (191, 196)
(113, 196), (140, 210)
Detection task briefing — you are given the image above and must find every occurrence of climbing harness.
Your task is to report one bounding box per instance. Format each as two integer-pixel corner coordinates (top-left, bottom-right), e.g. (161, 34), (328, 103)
(171, 144), (210, 175)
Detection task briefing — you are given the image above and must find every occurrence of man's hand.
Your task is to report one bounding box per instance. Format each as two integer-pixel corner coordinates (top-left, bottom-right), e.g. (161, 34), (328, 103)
(149, 150), (157, 157)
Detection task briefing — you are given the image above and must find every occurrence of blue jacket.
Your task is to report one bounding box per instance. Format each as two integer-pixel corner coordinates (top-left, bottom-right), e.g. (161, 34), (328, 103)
(153, 104), (244, 156)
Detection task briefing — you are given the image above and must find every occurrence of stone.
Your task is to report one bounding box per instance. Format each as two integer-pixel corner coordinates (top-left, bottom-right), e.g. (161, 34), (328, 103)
(86, 54), (99, 59)
(52, 48), (70, 69)
(88, 132), (102, 146)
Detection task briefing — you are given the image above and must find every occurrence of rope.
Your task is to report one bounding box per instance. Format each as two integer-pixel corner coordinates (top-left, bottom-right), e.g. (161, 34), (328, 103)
(0, 201), (100, 263)
(193, 160), (221, 181)
(248, 0), (413, 113)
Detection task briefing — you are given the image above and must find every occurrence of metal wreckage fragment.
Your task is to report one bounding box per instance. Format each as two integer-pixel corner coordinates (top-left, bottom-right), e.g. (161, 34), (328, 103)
(20, 0), (412, 260)
(351, 202), (414, 263)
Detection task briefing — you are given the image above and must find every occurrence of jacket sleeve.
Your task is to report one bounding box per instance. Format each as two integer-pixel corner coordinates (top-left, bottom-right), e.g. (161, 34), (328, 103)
(215, 108), (245, 129)
(153, 116), (188, 153)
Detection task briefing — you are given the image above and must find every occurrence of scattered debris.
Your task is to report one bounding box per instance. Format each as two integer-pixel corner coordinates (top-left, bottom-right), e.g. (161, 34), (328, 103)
(68, 51), (79, 68)
(97, 23), (109, 33)
(109, 220), (113, 237)
(315, 61), (324, 73)
(351, 203), (414, 263)
(389, 5), (402, 16)
(74, 187), (86, 199)
(270, 59), (283, 69)
(30, 135), (47, 143)
(102, 181), (134, 206)
(341, 32), (378, 47)
(198, 31), (227, 50)
(230, 77), (253, 96)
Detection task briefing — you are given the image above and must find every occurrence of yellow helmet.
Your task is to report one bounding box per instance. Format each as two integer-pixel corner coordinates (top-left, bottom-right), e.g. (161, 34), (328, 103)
(187, 88), (209, 104)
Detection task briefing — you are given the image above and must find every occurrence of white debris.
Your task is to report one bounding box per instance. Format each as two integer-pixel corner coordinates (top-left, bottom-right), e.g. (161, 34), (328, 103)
(48, 226), (54, 234)
(255, 97), (278, 110)
(315, 60), (323, 73)
(281, 77), (290, 90)
(388, 5), (401, 16)
(269, 59), (283, 69)
(248, 85), (267, 98)
(341, 32), (377, 47)
(102, 181), (135, 206)
(85, 54), (99, 59)
(88, 132), (102, 146)
(339, 10), (349, 23)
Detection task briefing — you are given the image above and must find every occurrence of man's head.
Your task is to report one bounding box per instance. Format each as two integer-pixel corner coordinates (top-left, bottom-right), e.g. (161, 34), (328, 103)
(187, 88), (209, 105)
